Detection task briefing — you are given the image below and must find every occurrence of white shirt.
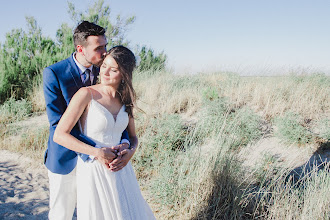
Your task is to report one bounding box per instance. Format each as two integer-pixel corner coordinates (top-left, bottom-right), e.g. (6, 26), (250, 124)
(72, 53), (94, 85)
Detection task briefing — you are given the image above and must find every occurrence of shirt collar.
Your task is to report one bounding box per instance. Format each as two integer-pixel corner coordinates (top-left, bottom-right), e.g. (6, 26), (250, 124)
(72, 52), (93, 75)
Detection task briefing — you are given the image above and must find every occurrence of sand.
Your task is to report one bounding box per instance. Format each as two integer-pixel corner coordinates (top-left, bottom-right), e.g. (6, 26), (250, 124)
(0, 150), (49, 219)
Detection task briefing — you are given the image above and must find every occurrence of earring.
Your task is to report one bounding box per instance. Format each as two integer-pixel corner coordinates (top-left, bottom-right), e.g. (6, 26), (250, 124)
(121, 79), (125, 84)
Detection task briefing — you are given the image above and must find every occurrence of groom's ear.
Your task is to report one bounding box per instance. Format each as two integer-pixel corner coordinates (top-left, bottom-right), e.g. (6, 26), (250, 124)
(76, 45), (84, 55)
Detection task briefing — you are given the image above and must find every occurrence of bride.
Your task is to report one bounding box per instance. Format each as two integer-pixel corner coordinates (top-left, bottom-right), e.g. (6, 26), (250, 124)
(54, 46), (155, 219)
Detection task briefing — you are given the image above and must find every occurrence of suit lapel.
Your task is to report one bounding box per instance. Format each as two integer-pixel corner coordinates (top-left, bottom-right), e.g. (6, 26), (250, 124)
(67, 55), (83, 88)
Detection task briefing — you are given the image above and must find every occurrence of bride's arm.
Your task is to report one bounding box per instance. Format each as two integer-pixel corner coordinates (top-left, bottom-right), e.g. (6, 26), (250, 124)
(109, 116), (138, 172)
(53, 88), (114, 161)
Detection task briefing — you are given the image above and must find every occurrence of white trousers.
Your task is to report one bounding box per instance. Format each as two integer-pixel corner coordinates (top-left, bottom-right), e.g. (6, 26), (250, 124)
(48, 167), (77, 220)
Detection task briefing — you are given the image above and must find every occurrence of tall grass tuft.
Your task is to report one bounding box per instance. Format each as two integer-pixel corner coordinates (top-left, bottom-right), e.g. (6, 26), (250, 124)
(28, 75), (46, 112)
(0, 97), (32, 124)
(245, 163), (330, 219)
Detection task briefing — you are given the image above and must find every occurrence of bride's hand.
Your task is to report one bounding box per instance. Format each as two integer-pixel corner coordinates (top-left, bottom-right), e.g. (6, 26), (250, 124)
(95, 147), (117, 169)
(111, 143), (129, 154)
(109, 148), (134, 172)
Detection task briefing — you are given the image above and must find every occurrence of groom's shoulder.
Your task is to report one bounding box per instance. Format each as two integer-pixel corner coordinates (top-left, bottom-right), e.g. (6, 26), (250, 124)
(46, 56), (73, 72)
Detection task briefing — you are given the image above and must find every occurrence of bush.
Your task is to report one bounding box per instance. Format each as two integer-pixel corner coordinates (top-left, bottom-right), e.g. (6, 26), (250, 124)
(228, 108), (263, 148)
(0, 97), (32, 124)
(274, 112), (312, 145)
(0, 17), (58, 103)
(133, 113), (187, 177)
(136, 46), (167, 72)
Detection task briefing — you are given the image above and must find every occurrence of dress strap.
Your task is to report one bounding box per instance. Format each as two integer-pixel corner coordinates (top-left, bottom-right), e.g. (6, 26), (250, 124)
(86, 87), (94, 100)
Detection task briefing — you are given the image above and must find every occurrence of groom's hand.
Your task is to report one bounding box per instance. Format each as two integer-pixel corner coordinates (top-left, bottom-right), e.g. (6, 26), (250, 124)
(95, 147), (117, 169)
(109, 148), (134, 172)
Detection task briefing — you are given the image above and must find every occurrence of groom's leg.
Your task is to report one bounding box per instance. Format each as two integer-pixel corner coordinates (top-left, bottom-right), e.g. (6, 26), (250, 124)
(48, 167), (77, 220)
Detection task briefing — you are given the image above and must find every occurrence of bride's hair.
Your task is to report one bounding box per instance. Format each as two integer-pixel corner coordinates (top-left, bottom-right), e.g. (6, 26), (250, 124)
(107, 46), (136, 117)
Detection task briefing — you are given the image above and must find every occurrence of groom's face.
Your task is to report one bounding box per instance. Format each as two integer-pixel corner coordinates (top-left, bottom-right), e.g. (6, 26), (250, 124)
(82, 35), (107, 67)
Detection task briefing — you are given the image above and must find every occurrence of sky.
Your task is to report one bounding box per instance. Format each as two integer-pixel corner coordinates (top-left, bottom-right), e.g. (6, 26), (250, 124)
(1, 0), (330, 75)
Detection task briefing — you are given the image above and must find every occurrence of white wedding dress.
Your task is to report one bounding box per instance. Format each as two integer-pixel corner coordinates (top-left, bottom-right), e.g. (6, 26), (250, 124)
(76, 98), (155, 220)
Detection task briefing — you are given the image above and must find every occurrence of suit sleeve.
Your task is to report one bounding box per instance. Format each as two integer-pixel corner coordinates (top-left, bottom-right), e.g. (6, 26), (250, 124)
(43, 67), (65, 129)
(43, 66), (96, 161)
(121, 129), (130, 144)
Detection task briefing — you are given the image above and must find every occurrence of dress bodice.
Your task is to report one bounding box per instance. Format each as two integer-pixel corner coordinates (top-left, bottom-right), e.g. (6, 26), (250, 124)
(83, 99), (129, 147)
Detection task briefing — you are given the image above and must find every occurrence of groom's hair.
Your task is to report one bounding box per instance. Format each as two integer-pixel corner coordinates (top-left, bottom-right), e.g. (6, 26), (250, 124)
(73, 21), (106, 49)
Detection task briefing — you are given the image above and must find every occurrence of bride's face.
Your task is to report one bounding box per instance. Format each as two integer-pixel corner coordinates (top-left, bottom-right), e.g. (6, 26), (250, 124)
(99, 55), (122, 86)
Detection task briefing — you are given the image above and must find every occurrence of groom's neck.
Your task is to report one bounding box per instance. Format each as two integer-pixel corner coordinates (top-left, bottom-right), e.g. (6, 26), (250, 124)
(75, 52), (92, 68)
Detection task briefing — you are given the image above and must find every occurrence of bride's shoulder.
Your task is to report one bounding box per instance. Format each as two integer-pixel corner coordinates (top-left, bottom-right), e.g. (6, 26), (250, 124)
(75, 87), (93, 100)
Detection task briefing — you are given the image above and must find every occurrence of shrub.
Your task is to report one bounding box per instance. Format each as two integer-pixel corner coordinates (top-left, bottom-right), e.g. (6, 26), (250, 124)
(0, 97), (32, 124)
(228, 108), (263, 148)
(317, 118), (330, 141)
(136, 46), (167, 72)
(274, 112), (313, 145)
(0, 17), (58, 103)
(133, 113), (187, 178)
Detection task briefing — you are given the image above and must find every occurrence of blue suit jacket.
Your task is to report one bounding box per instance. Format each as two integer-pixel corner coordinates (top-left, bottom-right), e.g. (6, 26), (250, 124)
(43, 55), (129, 174)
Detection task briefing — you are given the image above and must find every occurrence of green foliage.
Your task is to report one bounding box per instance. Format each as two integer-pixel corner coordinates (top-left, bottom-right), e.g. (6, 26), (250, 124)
(291, 72), (330, 87)
(202, 87), (219, 101)
(317, 118), (330, 140)
(134, 114), (187, 173)
(274, 112), (312, 145)
(55, 23), (75, 59)
(195, 96), (262, 149)
(136, 46), (167, 72)
(253, 153), (281, 183)
(0, 97), (32, 124)
(0, 17), (58, 102)
(68, 0), (135, 47)
(228, 108), (263, 148)
(0, 0), (140, 103)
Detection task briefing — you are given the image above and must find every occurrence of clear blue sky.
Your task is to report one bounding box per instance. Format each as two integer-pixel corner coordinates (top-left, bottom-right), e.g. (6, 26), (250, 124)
(1, 0), (329, 75)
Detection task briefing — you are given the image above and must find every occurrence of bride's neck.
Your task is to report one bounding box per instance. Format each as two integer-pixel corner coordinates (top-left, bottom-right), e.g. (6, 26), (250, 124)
(100, 84), (118, 99)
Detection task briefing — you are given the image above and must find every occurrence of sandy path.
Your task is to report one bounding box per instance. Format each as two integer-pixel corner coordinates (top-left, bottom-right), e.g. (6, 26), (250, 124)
(0, 150), (49, 219)
(0, 149), (157, 220)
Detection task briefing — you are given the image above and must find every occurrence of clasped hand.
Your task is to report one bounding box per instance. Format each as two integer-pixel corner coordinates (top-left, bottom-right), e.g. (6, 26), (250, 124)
(96, 143), (133, 172)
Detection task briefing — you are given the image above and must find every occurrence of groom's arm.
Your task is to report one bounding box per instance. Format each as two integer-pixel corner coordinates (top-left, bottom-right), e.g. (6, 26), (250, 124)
(120, 129), (130, 146)
(43, 67), (116, 163)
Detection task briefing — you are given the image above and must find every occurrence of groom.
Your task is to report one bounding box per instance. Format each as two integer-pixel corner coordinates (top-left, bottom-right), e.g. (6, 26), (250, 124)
(43, 21), (130, 220)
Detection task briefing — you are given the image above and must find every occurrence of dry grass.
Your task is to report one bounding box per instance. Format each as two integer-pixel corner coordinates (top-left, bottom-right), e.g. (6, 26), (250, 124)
(135, 73), (329, 121)
(220, 74), (329, 120)
(29, 78), (46, 112)
(1, 70), (329, 219)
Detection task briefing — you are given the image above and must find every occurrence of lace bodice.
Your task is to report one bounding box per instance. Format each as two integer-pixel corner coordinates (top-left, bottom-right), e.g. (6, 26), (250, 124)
(83, 99), (129, 147)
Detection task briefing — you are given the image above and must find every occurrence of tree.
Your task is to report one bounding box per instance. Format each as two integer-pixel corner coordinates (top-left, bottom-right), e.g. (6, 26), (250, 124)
(67, 0), (136, 47)
(0, 17), (57, 102)
(55, 23), (75, 59)
(137, 46), (167, 72)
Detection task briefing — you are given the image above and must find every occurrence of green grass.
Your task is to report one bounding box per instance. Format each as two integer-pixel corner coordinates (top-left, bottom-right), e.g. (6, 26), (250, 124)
(274, 112), (313, 145)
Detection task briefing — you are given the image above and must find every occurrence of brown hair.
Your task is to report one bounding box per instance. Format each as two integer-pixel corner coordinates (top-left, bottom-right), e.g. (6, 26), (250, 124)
(107, 46), (136, 117)
(73, 21), (105, 49)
